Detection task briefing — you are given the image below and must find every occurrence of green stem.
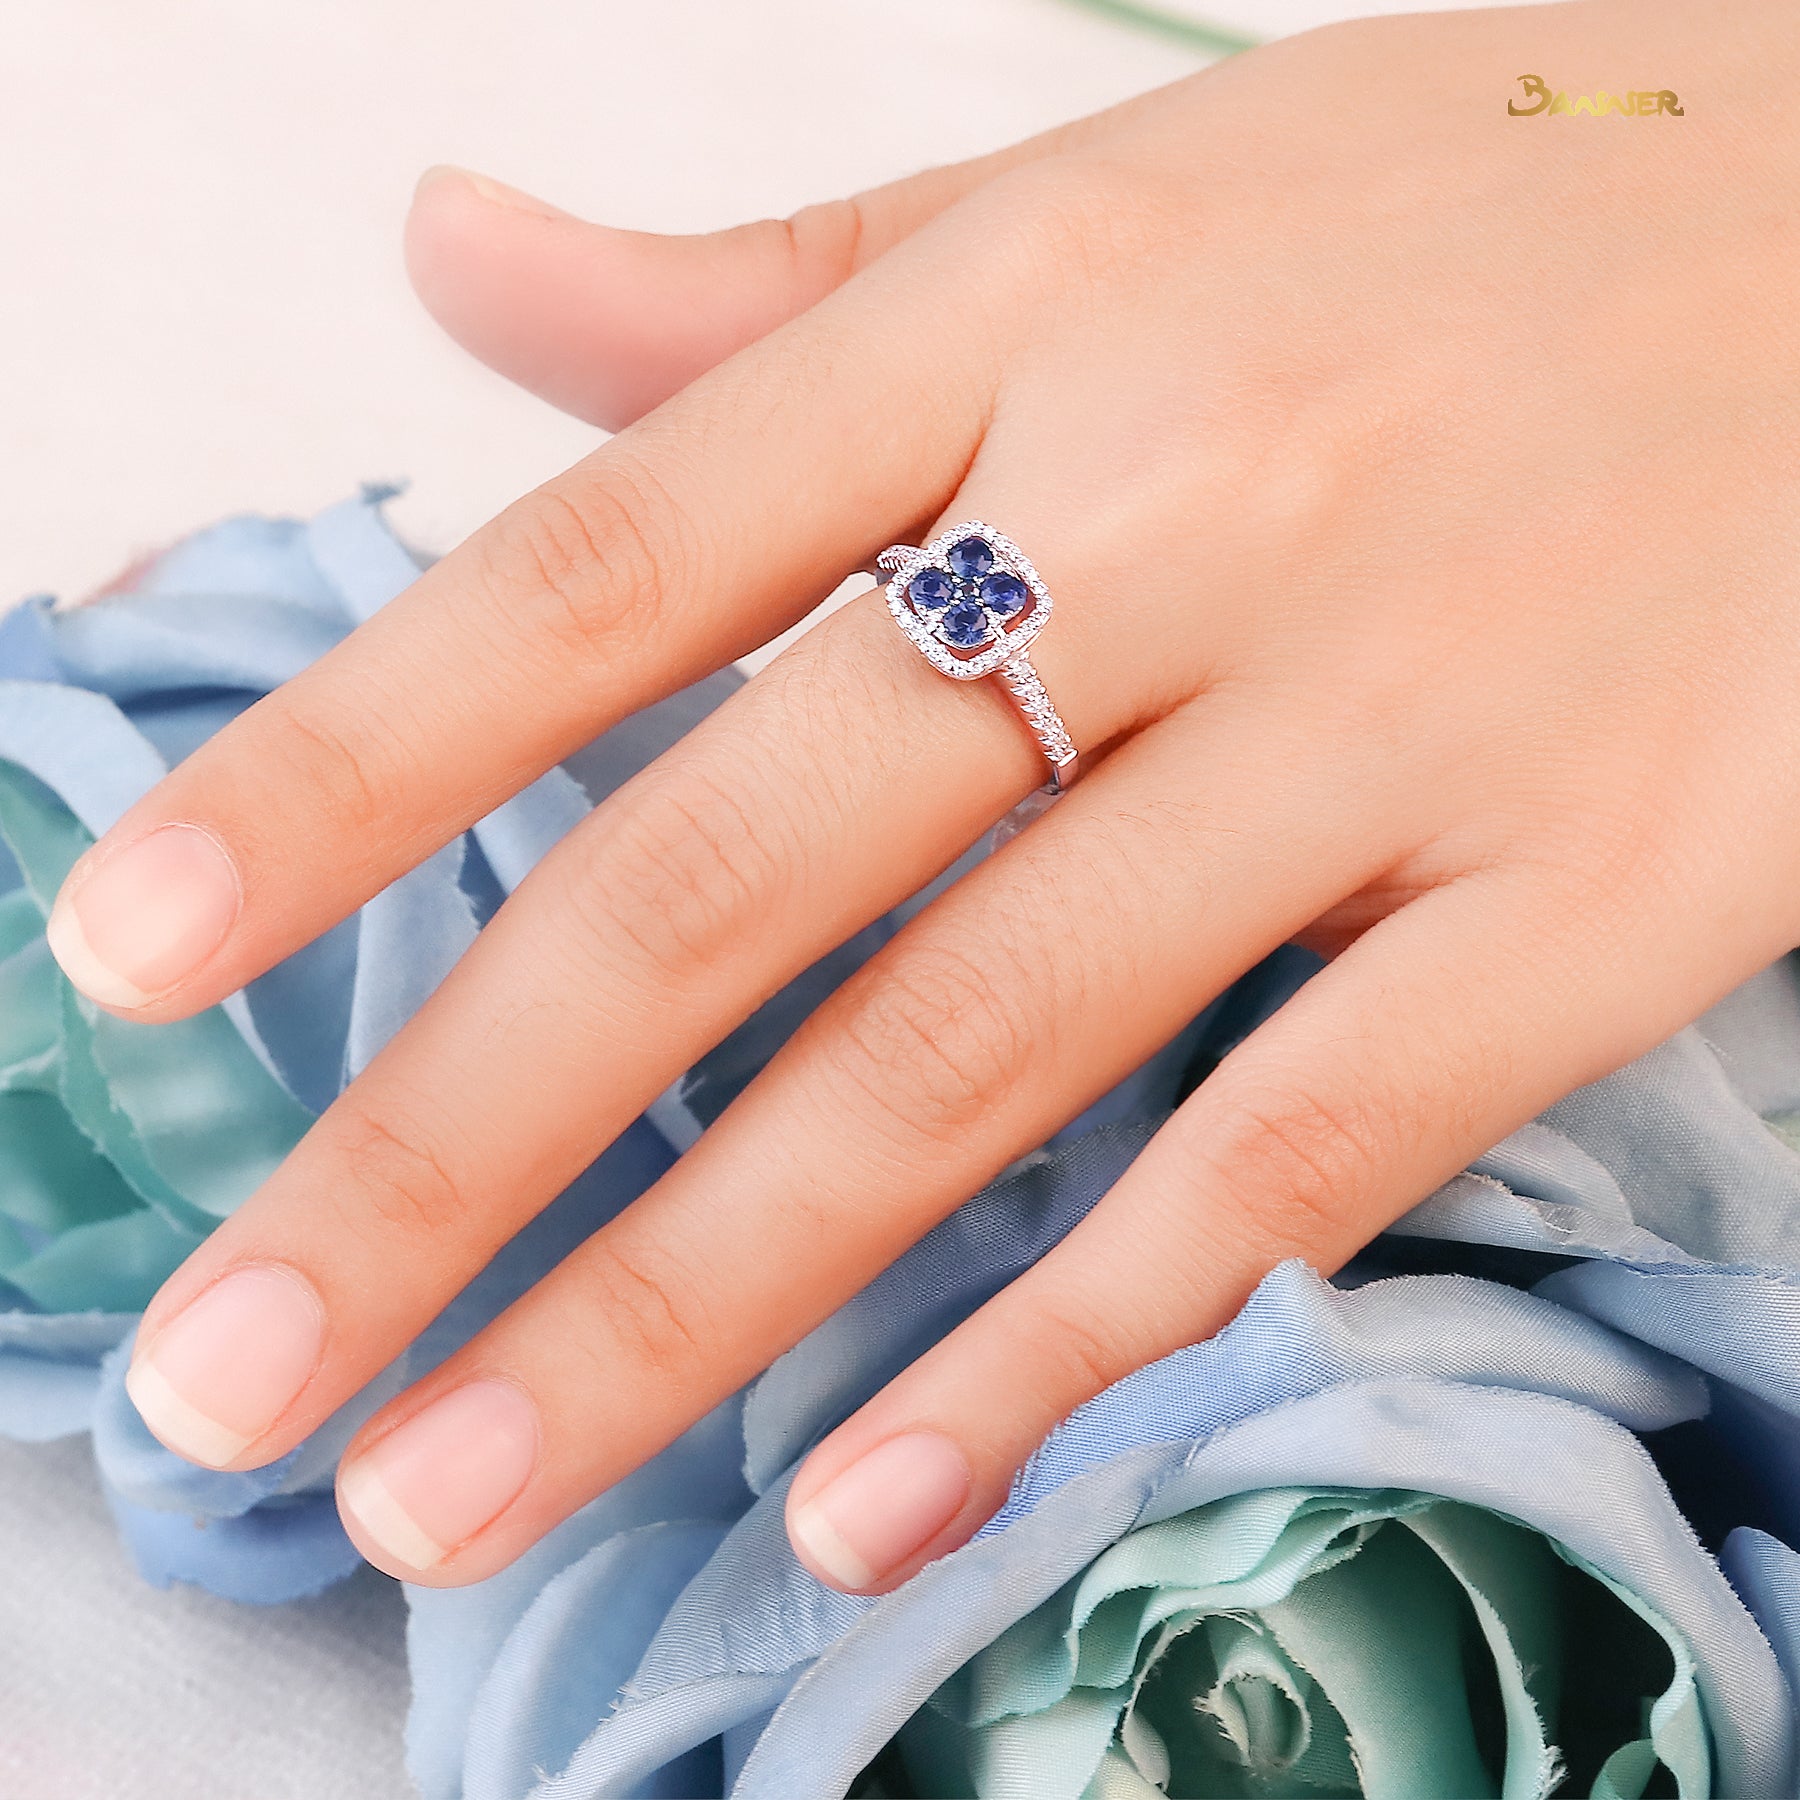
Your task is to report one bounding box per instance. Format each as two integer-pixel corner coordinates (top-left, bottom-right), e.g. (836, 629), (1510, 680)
(1050, 0), (1261, 57)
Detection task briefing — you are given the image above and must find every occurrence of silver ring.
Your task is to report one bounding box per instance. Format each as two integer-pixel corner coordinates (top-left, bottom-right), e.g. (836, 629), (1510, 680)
(867, 520), (1081, 794)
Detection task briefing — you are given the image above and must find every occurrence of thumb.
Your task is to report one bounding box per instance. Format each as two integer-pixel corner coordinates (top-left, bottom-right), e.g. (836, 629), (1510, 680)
(403, 100), (1150, 430)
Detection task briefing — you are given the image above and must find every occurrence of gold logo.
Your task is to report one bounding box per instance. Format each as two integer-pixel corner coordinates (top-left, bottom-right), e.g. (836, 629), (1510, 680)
(1508, 74), (1682, 117)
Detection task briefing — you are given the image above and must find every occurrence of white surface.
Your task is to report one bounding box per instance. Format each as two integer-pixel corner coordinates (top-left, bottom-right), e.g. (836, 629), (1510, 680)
(0, 1435), (411, 1800)
(1, 0), (1206, 610)
(0, 0), (1542, 610)
(0, 1), (1523, 1794)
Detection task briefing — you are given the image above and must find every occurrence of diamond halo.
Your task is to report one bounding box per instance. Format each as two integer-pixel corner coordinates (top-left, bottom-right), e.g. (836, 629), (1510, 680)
(883, 519), (1053, 681)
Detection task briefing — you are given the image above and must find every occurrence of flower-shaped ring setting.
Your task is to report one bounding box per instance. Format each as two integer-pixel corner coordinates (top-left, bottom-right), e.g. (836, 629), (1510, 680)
(872, 520), (1080, 792)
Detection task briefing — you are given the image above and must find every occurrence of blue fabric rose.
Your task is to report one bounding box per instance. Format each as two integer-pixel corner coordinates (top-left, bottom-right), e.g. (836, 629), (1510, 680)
(6, 494), (1800, 1796)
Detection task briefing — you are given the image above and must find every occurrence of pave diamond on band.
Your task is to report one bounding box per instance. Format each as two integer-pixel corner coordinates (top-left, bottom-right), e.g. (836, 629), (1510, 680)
(996, 656), (1078, 772)
(870, 520), (1081, 793)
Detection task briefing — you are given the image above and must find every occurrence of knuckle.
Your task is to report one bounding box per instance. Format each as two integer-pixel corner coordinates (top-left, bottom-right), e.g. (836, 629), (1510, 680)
(577, 1235), (714, 1374)
(1197, 1026), (1505, 1261)
(581, 765), (787, 981)
(1198, 389), (1370, 583)
(255, 690), (404, 844)
(1193, 358), (1448, 590)
(479, 455), (687, 668)
(327, 1096), (479, 1243)
(828, 947), (1041, 1148)
(968, 155), (1188, 306)
(1225, 423), (1350, 553)
(779, 193), (871, 290)
(1194, 1073), (1397, 1252)
(1027, 1293), (1142, 1405)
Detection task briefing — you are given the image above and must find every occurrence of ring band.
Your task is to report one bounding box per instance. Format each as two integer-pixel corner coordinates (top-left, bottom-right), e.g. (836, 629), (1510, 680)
(869, 520), (1081, 793)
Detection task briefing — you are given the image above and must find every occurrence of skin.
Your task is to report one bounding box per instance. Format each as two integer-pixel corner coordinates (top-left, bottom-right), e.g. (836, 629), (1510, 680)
(54, 0), (1800, 1592)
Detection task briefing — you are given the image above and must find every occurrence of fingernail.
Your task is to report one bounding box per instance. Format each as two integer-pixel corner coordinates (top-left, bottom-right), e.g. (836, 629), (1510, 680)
(788, 1433), (972, 1591)
(414, 163), (567, 221)
(338, 1381), (538, 1572)
(127, 1265), (324, 1468)
(47, 823), (240, 1009)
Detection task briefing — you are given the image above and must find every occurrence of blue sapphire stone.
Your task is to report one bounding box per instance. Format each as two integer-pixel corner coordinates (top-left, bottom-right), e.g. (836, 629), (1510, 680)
(907, 567), (955, 611)
(937, 598), (992, 648)
(980, 571), (1028, 618)
(947, 535), (995, 580)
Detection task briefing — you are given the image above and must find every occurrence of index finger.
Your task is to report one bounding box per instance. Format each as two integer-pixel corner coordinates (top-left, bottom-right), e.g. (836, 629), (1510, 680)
(44, 213), (999, 1019)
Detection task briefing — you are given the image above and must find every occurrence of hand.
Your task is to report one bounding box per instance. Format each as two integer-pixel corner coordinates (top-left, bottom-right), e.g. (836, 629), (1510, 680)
(51, 0), (1800, 1595)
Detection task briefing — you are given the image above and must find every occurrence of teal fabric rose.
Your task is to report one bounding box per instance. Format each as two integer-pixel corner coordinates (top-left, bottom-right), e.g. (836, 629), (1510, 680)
(0, 755), (312, 1325)
(893, 1488), (1706, 1798)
